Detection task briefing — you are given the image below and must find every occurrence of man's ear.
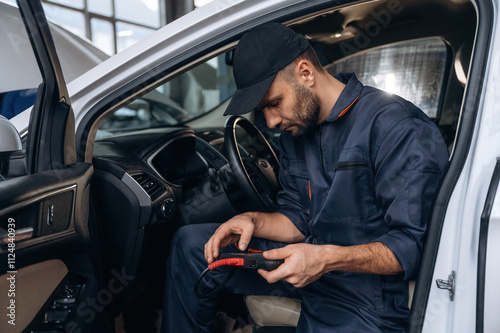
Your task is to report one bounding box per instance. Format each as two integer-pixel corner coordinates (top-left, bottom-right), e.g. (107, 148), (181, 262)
(295, 60), (315, 87)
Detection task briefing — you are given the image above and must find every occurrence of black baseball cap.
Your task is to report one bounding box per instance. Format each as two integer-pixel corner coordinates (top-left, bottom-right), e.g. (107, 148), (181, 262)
(224, 23), (310, 116)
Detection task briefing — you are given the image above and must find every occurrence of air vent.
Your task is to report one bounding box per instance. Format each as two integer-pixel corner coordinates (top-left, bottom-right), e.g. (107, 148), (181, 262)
(131, 173), (164, 200)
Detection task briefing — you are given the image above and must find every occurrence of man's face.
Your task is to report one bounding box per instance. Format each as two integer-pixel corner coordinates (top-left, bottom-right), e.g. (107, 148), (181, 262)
(258, 77), (321, 137)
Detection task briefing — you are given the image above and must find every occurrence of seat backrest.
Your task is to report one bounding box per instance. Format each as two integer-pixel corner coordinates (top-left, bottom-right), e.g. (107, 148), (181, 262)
(408, 280), (415, 308)
(0, 115), (22, 151)
(0, 115), (26, 179)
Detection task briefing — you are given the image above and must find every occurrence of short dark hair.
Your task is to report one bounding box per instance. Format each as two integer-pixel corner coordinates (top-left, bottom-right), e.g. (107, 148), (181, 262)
(276, 46), (325, 83)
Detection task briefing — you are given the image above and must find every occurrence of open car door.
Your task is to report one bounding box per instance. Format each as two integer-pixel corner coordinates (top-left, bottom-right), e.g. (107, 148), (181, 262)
(0, 1), (107, 332)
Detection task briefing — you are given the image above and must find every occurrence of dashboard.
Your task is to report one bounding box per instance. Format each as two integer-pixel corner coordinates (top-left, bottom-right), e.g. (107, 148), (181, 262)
(91, 127), (244, 305)
(92, 127), (239, 225)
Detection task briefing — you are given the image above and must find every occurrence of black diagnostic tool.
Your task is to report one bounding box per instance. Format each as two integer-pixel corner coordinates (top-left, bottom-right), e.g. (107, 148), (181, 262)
(194, 252), (284, 298)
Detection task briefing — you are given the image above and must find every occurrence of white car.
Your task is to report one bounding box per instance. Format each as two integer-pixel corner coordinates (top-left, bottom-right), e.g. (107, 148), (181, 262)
(0, 0), (498, 332)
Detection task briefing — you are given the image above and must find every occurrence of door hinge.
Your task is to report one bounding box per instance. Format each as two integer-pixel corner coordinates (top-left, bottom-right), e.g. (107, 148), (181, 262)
(436, 270), (456, 301)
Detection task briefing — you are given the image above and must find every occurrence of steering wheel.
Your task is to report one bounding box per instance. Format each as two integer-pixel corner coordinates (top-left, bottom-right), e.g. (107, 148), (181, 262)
(224, 116), (280, 212)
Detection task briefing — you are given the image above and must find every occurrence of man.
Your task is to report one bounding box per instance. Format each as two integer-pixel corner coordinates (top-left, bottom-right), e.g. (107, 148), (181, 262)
(161, 23), (449, 332)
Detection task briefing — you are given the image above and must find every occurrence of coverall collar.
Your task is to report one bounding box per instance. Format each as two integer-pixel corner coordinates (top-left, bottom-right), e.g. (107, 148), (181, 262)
(325, 72), (363, 122)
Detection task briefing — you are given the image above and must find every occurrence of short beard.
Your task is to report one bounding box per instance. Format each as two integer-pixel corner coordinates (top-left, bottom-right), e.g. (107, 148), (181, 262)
(280, 83), (321, 137)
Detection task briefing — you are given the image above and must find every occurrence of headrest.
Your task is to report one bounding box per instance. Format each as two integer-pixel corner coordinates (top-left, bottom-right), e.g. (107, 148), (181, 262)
(0, 115), (22, 151)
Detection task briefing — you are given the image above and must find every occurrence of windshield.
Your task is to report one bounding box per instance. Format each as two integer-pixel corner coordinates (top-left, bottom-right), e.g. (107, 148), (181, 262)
(98, 52), (236, 136)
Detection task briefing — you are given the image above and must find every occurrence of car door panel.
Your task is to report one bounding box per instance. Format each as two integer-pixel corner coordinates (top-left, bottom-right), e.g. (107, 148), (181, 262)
(0, 1), (103, 331)
(0, 259), (68, 332)
(0, 163), (95, 330)
(0, 163), (92, 252)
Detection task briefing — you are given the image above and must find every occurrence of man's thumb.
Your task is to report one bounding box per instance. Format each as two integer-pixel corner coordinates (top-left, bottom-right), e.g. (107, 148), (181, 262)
(263, 247), (286, 260)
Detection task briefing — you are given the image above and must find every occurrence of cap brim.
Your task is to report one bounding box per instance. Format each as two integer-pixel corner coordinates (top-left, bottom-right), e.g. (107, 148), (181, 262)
(224, 74), (277, 116)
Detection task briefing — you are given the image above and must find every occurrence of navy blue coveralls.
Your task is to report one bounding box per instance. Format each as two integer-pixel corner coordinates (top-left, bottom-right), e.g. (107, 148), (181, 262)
(161, 73), (449, 332)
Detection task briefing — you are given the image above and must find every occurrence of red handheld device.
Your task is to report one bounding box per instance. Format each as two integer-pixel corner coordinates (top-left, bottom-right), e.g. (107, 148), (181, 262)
(209, 252), (283, 271)
(194, 252), (284, 298)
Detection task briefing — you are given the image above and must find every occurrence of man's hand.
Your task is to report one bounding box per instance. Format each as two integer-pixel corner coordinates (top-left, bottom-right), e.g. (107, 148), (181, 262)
(204, 213), (256, 264)
(258, 242), (403, 288)
(204, 212), (305, 264)
(258, 244), (330, 288)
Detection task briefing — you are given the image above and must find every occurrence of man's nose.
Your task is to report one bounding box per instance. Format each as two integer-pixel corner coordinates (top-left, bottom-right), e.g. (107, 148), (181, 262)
(263, 109), (281, 129)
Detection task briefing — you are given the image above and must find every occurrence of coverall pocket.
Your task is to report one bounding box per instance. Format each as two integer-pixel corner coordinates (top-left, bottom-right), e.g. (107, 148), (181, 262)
(334, 160), (369, 171)
(321, 159), (378, 222)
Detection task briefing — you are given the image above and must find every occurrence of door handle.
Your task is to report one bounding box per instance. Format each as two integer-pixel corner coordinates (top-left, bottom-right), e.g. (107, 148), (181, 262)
(0, 227), (34, 245)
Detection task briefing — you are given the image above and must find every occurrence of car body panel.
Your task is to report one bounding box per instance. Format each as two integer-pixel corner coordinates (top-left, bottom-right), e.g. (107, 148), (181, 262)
(483, 167), (500, 332)
(422, 3), (500, 330)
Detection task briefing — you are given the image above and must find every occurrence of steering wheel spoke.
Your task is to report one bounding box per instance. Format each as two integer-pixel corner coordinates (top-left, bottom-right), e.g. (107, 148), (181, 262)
(224, 116), (280, 212)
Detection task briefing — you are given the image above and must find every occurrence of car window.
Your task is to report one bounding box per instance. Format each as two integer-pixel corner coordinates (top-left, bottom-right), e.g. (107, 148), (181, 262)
(98, 52), (236, 136)
(325, 38), (448, 118)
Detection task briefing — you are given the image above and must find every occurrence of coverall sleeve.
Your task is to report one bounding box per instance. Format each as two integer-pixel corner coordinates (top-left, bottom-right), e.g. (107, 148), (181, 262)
(275, 135), (309, 237)
(372, 115), (449, 280)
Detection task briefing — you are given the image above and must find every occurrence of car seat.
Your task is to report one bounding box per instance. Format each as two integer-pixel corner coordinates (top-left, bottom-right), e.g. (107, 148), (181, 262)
(0, 115), (21, 151)
(0, 115), (26, 178)
(245, 281), (415, 332)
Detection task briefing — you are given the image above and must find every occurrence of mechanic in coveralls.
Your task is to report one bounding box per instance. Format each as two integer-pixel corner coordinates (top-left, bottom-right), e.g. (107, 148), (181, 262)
(161, 23), (449, 332)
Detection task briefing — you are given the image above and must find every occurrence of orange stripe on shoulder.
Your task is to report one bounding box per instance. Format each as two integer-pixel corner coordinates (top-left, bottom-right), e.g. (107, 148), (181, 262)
(336, 94), (360, 120)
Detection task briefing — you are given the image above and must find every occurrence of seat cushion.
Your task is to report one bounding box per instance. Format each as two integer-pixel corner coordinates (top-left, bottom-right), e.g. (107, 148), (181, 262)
(246, 280), (415, 328)
(245, 295), (301, 327)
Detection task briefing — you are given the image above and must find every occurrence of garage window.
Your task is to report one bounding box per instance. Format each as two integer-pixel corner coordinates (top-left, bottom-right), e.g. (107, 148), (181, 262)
(325, 38), (448, 118)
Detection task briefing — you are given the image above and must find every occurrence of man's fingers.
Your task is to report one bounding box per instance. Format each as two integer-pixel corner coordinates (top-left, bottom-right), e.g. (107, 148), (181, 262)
(263, 246), (289, 260)
(238, 228), (252, 251)
(204, 242), (210, 263)
(205, 238), (216, 263)
(205, 216), (255, 263)
(258, 269), (271, 281)
(258, 265), (288, 284)
(211, 235), (221, 259)
(205, 232), (223, 263)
